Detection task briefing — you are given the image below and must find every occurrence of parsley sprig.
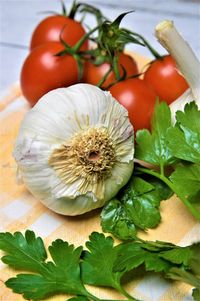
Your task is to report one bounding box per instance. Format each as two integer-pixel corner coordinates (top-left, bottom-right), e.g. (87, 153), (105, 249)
(0, 230), (199, 301)
(135, 101), (200, 221)
(0, 231), (94, 300)
(101, 175), (172, 239)
(101, 101), (200, 240)
(0, 231), (138, 301)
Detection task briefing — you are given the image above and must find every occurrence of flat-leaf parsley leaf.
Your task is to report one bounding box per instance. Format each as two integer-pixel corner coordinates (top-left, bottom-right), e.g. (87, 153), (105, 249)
(0, 230), (199, 301)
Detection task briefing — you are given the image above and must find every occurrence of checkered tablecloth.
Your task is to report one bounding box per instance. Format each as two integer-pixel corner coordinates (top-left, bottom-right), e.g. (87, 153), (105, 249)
(0, 54), (200, 301)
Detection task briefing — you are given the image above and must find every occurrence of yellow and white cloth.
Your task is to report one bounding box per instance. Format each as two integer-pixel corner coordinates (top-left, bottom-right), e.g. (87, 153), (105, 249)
(0, 54), (200, 301)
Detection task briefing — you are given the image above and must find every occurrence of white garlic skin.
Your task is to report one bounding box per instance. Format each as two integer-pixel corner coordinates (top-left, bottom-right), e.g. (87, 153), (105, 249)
(14, 84), (134, 215)
(155, 20), (200, 122)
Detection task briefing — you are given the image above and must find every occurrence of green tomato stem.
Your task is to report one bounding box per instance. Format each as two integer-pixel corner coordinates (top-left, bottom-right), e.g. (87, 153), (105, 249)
(97, 66), (113, 87)
(112, 11), (133, 29)
(73, 25), (99, 52)
(113, 54), (121, 80)
(79, 4), (106, 26)
(68, 0), (81, 19)
(61, 0), (67, 17)
(136, 167), (200, 222)
(131, 32), (162, 59)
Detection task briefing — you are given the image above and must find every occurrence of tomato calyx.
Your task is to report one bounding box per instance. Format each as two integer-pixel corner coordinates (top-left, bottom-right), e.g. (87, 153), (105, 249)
(78, 3), (107, 26)
(83, 51), (141, 89)
(82, 49), (131, 88)
(80, 12), (144, 87)
(95, 11), (144, 57)
(99, 63), (128, 89)
(83, 11), (144, 66)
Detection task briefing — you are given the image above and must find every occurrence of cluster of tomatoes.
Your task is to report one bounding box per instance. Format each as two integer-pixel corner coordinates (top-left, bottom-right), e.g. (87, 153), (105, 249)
(20, 2), (188, 132)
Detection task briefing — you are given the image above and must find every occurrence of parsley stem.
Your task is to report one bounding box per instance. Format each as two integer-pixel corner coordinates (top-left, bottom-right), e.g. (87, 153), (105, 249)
(136, 167), (200, 222)
(85, 291), (101, 301)
(160, 163), (165, 178)
(115, 283), (140, 301)
(97, 66), (112, 87)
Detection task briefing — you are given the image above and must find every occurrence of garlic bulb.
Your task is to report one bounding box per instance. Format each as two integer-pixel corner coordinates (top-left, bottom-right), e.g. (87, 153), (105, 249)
(155, 20), (200, 120)
(14, 84), (134, 215)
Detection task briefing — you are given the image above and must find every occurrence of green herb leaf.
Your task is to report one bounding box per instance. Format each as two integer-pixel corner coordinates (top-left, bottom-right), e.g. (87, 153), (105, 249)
(123, 176), (171, 230)
(122, 177), (160, 230)
(143, 252), (171, 272)
(124, 191), (161, 230)
(114, 243), (147, 273)
(81, 232), (124, 289)
(115, 239), (200, 278)
(0, 230), (47, 273)
(101, 175), (172, 240)
(167, 268), (200, 289)
(135, 102), (175, 169)
(170, 163), (200, 211)
(158, 246), (192, 265)
(96, 12), (143, 56)
(0, 231), (88, 300)
(47, 239), (86, 295)
(100, 198), (137, 240)
(6, 274), (67, 300)
(134, 100), (200, 222)
(138, 240), (175, 252)
(1, 230), (200, 300)
(188, 243), (200, 277)
(114, 241), (172, 274)
(145, 175), (173, 200)
(167, 102), (200, 164)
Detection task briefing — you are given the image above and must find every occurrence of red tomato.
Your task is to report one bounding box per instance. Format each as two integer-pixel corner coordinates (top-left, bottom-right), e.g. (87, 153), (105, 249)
(30, 15), (88, 51)
(83, 52), (138, 88)
(143, 55), (189, 104)
(21, 42), (79, 106)
(109, 78), (156, 132)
